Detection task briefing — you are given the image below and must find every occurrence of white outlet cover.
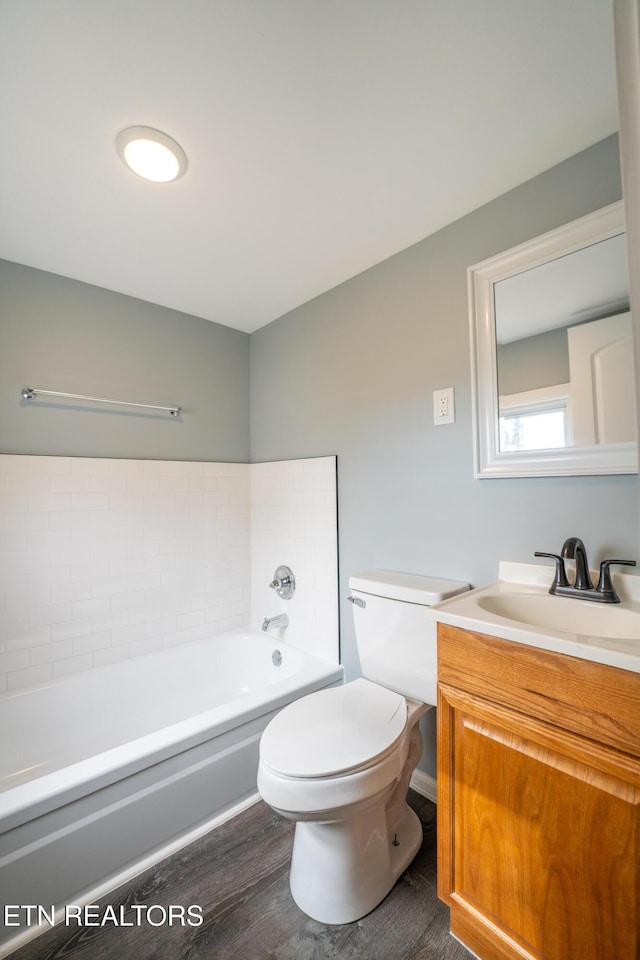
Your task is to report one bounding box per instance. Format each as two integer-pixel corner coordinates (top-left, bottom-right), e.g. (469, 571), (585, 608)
(433, 387), (455, 425)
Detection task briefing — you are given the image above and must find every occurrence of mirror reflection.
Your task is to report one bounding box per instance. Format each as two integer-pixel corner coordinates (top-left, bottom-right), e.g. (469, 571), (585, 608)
(469, 201), (638, 477)
(495, 233), (634, 453)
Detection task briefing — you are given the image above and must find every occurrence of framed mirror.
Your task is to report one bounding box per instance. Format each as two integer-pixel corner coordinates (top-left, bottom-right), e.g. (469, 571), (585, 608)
(469, 201), (638, 477)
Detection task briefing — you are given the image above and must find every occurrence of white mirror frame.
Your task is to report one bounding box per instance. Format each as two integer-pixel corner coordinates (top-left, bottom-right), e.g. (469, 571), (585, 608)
(469, 200), (638, 478)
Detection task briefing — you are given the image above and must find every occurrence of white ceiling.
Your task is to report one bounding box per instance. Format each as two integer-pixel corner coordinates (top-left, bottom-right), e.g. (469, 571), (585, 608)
(0, 0), (619, 334)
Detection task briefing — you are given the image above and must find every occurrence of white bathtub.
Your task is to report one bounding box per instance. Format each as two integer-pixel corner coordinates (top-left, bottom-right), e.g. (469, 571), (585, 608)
(0, 629), (343, 954)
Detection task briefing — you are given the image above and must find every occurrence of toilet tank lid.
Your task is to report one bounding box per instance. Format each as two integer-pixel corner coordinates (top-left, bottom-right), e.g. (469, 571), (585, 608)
(349, 569), (469, 605)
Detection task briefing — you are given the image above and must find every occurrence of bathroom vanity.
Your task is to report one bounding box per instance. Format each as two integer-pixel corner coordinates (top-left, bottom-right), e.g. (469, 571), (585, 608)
(434, 563), (640, 960)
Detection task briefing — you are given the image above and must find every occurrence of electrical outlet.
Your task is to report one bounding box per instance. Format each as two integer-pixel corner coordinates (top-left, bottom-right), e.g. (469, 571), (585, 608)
(433, 387), (455, 425)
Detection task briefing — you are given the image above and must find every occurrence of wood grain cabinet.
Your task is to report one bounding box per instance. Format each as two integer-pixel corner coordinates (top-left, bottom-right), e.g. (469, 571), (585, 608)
(437, 622), (640, 960)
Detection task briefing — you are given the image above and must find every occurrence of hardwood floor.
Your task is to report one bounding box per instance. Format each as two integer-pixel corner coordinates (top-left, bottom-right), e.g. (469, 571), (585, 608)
(12, 792), (473, 960)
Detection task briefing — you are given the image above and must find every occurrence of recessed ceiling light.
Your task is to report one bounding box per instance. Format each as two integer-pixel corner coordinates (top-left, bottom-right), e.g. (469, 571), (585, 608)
(116, 126), (187, 183)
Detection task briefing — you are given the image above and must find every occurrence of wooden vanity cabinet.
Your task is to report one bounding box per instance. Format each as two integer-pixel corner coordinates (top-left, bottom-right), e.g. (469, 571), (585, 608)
(437, 623), (640, 960)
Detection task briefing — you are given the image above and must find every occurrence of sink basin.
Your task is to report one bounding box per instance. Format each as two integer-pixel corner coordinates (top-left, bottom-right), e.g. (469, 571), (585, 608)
(434, 562), (640, 672)
(477, 592), (640, 640)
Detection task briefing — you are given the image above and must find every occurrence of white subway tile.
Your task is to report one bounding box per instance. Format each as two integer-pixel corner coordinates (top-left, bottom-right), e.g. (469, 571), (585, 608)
(90, 576), (129, 598)
(128, 636), (162, 658)
(69, 492), (111, 511)
(161, 627), (194, 649)
(90, 474), (129, 493)
(106, 493), (145, 511)
(158, 476), (191, 492)
(92, 612), (129, 633)
(27, 493), (71, 512)
(126, 475), (160, 492)
(31, 639), (73, 665)
(51, 581), (93, 605)
(53, 654), (93, 679)
(111, 622), (146, 647)
(177, 609), (206, 630)
(143, 492), (177, 509)
(8, 662), (53, 691)
(2, 474), (25, 496)
(0, 649), (30, 673)
(26, 529), (71, 555)
(176, 491), (206, 507)
(0, 492), (29, 512)
(145, 615), (177, 638)
(0, 454), (29, 474)
(67, 457), (107, 476)
(189, 476), (220, 491)
(6, 625), (51, 651)
(50, 475), (92, 493)
(219, 614), (246, 632)
(28, 602), (73, 628)
(1, 569), (29, 593)
(109, 590), (147, 612)
(49, 511), (86, 532)
(191, 621), (218, 641)
(93, 646), (128, 669)
(73, 631), (111, 656)
(145, 459), (204, 477)
(3, 511), (50, 533)
(0, 532), (28, 555)
(51, 617), (94, 643)
(71, 561), (109, 583)
(105, 458), (145, 476)
(68, 596), (110, 619)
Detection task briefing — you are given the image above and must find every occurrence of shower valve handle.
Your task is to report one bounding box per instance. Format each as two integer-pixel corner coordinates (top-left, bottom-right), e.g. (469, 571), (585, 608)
(270, 576), (291, 590)
(269, 565), (296, 600)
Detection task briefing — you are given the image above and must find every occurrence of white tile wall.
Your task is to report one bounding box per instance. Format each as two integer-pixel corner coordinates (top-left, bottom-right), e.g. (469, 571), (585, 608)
(0, 454), (339, 692)
(250, 456), (339, 664)
(0, 456), (251, 692)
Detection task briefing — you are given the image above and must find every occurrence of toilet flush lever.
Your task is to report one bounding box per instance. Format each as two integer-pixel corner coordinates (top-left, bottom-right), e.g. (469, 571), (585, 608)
(348, 596), (366, 609)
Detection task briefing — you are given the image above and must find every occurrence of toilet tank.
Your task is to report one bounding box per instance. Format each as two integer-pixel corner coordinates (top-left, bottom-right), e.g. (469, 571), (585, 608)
(349, 569), (469, 706)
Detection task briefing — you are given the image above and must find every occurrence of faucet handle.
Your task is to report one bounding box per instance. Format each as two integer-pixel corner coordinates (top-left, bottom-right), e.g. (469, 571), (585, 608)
(534, 552), (570, 589)
(269, 565), (295, 599)
(596, 559), (637, 601)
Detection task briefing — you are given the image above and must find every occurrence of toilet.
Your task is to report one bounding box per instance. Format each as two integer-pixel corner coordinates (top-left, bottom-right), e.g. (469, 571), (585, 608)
(257, 568), (469, 924)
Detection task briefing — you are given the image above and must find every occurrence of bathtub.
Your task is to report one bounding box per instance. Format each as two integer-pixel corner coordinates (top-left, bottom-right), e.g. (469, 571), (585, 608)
(0, 628), (343, 955)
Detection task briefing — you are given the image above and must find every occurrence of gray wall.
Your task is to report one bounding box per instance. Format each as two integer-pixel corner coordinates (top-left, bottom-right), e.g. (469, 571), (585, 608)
(250, 136), (639, 703)
(498, 327), (569, 395)
(0, 261), (250, 461)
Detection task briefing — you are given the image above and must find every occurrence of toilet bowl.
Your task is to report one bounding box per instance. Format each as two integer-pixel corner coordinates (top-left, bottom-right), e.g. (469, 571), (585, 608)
(258, 678), (428, 923)
(257, 569), (469, 925)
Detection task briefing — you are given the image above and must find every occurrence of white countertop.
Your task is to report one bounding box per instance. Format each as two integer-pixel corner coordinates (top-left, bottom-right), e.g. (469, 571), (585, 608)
(433, 561), (640, 674)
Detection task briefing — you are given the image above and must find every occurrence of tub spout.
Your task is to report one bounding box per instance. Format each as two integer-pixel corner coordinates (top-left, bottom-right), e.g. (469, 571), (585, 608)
(262, 613), (289, 632)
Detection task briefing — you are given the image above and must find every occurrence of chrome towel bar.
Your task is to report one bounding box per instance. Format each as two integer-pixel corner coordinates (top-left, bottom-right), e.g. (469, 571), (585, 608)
(21, 387), (181, 417)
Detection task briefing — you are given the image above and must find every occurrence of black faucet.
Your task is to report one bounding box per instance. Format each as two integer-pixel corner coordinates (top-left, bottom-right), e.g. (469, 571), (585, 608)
(535, 538), (636, 603)
(561, 537), (593, 590)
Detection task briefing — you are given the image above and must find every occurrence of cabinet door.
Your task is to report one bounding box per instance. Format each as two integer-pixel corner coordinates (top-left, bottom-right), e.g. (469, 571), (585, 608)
(438, 683), (640, 960)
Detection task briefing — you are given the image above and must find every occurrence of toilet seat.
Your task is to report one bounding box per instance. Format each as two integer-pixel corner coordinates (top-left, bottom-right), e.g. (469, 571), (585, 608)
(259, 678), (407, 779)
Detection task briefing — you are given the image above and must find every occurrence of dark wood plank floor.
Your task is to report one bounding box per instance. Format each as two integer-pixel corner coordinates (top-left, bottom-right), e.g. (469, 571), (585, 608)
(12, 791), (473, 960)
